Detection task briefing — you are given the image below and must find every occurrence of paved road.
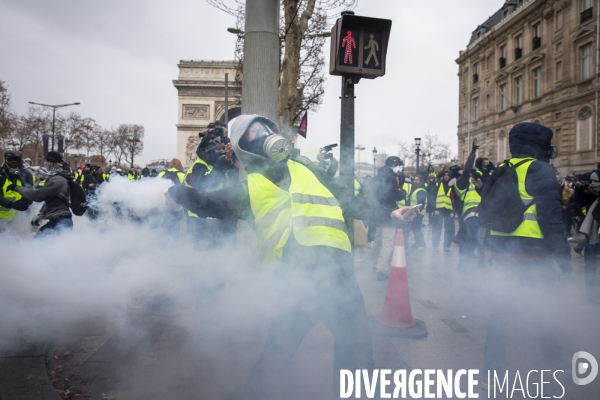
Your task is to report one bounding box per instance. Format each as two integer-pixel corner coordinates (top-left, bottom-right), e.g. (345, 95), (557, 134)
(2, 224), (600, 399)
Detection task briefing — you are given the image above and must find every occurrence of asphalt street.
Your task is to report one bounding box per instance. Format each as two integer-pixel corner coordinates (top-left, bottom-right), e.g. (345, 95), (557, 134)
(1, 222), (599, 399)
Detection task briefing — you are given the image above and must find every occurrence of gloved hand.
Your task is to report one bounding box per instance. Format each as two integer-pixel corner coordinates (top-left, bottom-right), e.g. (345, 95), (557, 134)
(557, 259), (572, 278)
(30, 216), (41, 227)
(471, 141), (479, 154)
(6, 182), (17, 192)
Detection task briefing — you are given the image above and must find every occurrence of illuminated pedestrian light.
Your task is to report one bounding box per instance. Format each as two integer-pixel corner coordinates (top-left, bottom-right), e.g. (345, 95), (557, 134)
(341, 30), (356, 64)
(329, 14), (392, 79)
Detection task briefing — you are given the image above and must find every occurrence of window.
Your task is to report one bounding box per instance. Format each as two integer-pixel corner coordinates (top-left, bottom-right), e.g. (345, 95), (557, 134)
(582, 0), (594, 23)
(517, 0), (524, 6)
(515, 76), (523, 104)
(533, 67), (542, 97)
(473, 97), (479, 120)
(556, 42), (562, 52)
(582, 43), (593, 79)
(533, 22), (542, 49)
(515, 35), (523, 59)
(498, 131), (507, 161)
(463, 106), (467, 121)
(577, 106), (593, 151)
(556, 10), (563, 30)
(555, 61), (562, 81)
(499, 45), (507, 68)
(584, 0), (593, 10)
(486, 93), (491, 108)
(486, 55), (491, 70)
(499, 83), (507, 110)
(503, 9), (509, 18)
(473, 63), (479, 83)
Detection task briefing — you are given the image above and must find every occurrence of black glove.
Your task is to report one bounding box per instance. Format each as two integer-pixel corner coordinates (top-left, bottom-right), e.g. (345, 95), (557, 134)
(471, 141), (479, 154)
(10, 200), (30, 211)
(6, 182), (17, 192)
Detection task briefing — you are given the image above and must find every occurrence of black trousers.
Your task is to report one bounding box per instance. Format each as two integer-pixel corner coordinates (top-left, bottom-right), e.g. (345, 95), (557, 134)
(227, 248), (374, 400)
(584, 243), (600, 300)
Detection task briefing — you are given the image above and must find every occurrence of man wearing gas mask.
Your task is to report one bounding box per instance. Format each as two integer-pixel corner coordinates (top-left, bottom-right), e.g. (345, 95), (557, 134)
(167, 114), (375, 399)
(483, 123), (570, 382)
(183, 124), (236, 245)
(81, 164), (104, 219)
(0, 151), (32, 231)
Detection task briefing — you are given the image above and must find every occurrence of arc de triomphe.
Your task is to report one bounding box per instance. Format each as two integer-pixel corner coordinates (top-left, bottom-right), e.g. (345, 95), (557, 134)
(173, 60), (241, 167)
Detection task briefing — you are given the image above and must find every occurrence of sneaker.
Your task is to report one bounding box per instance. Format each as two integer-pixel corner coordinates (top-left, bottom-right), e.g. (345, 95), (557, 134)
(377, 271), (389, 281)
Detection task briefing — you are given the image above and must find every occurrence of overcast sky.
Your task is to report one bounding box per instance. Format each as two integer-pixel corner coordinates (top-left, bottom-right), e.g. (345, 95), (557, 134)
(0, 0), (505, 165)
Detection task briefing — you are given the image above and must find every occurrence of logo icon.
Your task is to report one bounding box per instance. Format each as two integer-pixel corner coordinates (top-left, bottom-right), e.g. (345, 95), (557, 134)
(572, 351), (598, 385)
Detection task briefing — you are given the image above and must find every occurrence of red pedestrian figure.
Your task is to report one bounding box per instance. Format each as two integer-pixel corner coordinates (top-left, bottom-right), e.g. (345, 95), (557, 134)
(342, 30), (356, 64)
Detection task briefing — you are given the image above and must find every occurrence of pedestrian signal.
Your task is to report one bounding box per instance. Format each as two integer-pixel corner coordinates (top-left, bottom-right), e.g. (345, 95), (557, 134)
(330, 13), (392, 79)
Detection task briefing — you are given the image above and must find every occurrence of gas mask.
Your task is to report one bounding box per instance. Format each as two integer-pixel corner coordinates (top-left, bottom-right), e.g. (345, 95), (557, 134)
(5, 161), (21, 175)
(392, 166), (401, 174)
(547, 145), (558, 159)
(243, 128), (291, 162)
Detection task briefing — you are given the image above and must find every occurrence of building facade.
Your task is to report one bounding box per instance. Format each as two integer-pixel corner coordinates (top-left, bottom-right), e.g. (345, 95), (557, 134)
(457, 0), (599, 176)
(173, 60), (241, 167)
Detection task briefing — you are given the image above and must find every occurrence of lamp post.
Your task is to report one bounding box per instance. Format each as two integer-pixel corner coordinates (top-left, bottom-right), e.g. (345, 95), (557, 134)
(28, 102), (80, 152)
(355, 145), (365, 178)
(414, 137), (421, 174)
(372, 147), (378, 176)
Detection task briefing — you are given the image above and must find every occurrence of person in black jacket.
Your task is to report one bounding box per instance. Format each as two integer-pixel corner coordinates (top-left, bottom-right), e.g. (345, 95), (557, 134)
(483, 123), (571, 381)
(81, 165), (104, 219)
(0, 152), (32, 231)
(369, 156), (406, 281)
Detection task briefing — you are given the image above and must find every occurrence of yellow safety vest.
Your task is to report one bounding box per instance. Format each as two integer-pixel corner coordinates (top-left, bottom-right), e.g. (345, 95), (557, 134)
(158, 168), (186, 184)
(354, 178), (361, 196)
(38, 179), (46, 187)
(455, 182), (481, 215)
(436, 183), (453, 210)
(0, 177), (23, 219)
(491, 158), (543, 239)
(127, 173), (136, 181)
(397, 182), (413, 207)
(248, 160), (352, 266)
(184, 158), (219, 218)
(409, 187), (427, 216)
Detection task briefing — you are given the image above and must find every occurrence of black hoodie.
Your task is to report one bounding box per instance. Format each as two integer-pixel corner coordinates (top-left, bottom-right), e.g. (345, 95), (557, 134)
(490, 123), (570, 261)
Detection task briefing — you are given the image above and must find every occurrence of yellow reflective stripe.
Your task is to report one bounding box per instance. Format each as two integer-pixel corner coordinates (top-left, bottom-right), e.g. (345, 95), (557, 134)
(293, 216), (349, 233)
(0, 178), (23, 219)
(255, 201), (292, 232)
(291, 193), (340, 207)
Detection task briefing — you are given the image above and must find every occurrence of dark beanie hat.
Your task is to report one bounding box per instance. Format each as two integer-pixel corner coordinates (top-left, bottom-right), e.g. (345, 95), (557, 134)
(45, 151), (63, 163)
(509, 122), (553, 159)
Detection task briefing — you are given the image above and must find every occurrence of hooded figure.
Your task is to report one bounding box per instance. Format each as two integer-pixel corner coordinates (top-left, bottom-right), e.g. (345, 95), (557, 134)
(168, 114), (374, 399)
(483, 122), (570, 379)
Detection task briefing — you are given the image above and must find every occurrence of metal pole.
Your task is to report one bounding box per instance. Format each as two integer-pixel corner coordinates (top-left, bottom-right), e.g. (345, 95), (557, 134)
(241, 0), (280, 121)
(416, 148), (420, 174)
(51, 107), (56, 152)
(340, 76), (356, 242)
(224, 72), (229, 125)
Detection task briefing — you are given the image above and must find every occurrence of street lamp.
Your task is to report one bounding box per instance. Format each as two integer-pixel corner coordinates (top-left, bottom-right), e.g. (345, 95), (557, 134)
(414, 137), (422, 174)
(355, 145), (365, 178)
(372, 147), (378, 176)
(28, 101), (80, 152)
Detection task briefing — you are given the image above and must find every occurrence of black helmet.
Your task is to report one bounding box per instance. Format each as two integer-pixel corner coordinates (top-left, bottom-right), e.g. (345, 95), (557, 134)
(385, 156), (403, 167)
(45, 151), (63, 163)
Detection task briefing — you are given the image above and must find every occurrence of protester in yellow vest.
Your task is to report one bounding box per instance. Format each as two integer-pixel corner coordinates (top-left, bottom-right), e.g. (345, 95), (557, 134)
(453, 142), (484, 271)
(406, 174), (427, 249)
(481, 122), (570, 383)
(167, 114), (391, 399)
(430, 170), (455, 251)
(0, 152), (32, 230)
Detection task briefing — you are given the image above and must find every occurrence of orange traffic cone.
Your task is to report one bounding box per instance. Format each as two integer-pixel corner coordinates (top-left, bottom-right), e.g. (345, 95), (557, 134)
(374, 229), (427, 338)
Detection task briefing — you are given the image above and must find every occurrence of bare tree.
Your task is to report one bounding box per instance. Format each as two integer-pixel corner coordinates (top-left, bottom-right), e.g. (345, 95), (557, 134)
(20, 107), (51, 162)
(0, 81), (18, 153)
(113, 124), (144, 168)
(207, 0), (358, 140)
(398, 134), (455, 169)
(94, 129), (112, 166)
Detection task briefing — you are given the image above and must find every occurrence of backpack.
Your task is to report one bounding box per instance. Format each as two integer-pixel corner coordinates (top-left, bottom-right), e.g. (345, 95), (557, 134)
(479, 158), (532, 233)
(57, 173), (88, 216)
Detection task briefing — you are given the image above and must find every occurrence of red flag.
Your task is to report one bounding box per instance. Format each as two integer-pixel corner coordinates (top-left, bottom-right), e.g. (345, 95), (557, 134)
(298, 112), (307, 138)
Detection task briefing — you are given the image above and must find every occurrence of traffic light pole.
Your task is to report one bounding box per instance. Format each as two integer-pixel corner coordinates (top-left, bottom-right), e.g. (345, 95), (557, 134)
(340, 75), (360, 243)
